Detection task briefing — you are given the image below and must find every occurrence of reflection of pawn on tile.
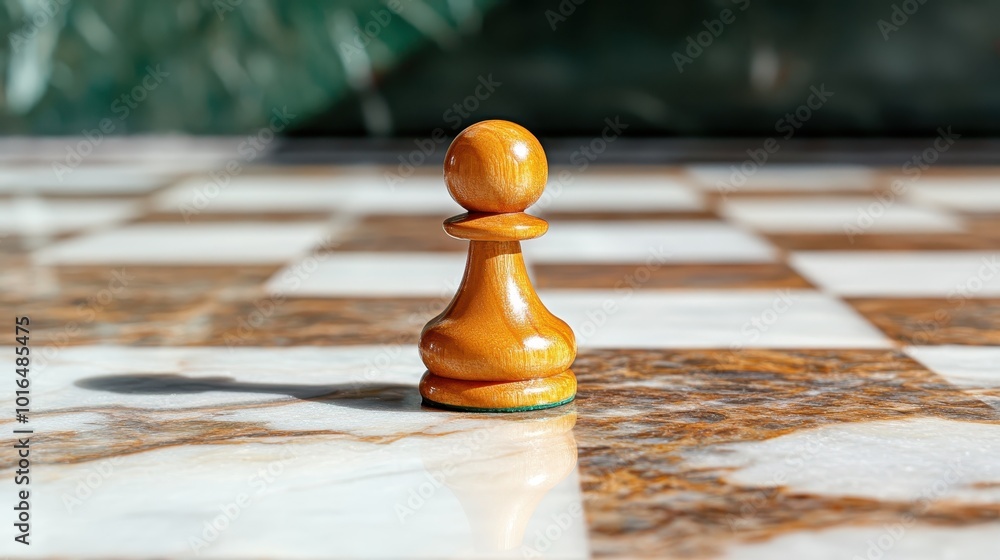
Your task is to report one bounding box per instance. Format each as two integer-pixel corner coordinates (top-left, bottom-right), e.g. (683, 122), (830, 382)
(13, 196), (60, 298)
(418, 411), (578, 556)
(419, 120), (577, 412)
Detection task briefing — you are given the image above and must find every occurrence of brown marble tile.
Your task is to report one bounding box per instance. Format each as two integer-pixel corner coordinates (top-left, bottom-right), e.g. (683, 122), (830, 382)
(847, 298), (1000, 345)
(765, 232), (1000, 251)
(534, 263), (813, 290)
(44, 265), (279, 297)
(201, 297), (445, 347)
(0, 232), (83, 256)
(333, 214), (465, 252)
(571, 349), (1000, 558)
(0, 234), (27, 255)
(18, 293), (217, 346)
(966, 215), (1000, 238)
(0, 254), (37, 305)
(3, 266), (280, 345)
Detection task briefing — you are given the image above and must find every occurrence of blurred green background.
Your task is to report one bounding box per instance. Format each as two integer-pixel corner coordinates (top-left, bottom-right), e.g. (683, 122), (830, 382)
(2, 0), (998, 137)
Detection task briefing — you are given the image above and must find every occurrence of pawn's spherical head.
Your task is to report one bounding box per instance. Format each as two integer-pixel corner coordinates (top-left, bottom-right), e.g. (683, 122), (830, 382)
(444, 120), (548, 213)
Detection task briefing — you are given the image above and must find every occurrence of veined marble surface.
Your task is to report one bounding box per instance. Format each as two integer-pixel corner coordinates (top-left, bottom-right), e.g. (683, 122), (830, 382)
(2, 345), (999, 559)
(0, 346), (588, 559)
(4, 162), (1000, 558)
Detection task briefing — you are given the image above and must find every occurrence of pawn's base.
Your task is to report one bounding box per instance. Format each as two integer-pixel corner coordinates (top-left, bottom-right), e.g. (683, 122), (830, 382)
(419, 370), (577, 413)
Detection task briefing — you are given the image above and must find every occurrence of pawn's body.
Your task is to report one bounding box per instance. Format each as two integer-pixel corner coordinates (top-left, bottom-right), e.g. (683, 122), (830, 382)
(419, 121), (577, 412)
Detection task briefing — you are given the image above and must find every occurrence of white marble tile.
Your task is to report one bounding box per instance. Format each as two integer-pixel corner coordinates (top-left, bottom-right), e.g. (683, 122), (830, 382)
(0, 346), (587, 559)
(524, 221), (777, 264)
(790, 251), (1000, 297)
(0, 199), (139, 235)
(686, 164), (875, 191)
(35, 223), (331, 264)
(688, 416), (1000, 560)
(153, 175), (463, 216)
(538, 290), (890, 349)
(153, 176), (357, 213)
(0, 166), (174, 195)
(344, 176), (463, 215)
(531, 175), (703, 213)
(0, 439), (586, 559)
(720, 197), (962, 233)
(266, 253), (466, 297)
(906, 179), (1000, 213)
(725, 524), (1000, 560)
(906, 346), (1000, 389)
(0, 137), (236, 166)
(684, 417), (1000, 503)
(3, 346), (428, 420)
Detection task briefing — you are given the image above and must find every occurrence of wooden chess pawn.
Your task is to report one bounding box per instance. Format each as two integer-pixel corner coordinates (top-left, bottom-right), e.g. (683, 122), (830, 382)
(419, 120), (577, 412)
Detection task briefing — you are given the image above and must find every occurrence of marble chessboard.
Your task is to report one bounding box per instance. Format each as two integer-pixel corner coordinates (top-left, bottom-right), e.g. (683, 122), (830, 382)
(1, 152), (1000, 559)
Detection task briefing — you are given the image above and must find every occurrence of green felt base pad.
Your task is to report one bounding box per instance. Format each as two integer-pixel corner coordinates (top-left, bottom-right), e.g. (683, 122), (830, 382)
(421, 395), (576, 413)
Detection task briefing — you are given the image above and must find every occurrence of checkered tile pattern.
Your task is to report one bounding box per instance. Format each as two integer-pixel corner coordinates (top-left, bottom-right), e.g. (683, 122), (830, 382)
(5, 163), (1000, 357)
(4, 154), (1000, 560)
